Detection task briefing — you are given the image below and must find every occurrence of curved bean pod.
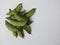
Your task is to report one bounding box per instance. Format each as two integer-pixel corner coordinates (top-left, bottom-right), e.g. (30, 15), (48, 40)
(7, 19), (27, 26)
(5, 20), (18, 31)
(23, 25), (31, 34)
(25, 8), (36, 17)
(17, 28), (24, 38)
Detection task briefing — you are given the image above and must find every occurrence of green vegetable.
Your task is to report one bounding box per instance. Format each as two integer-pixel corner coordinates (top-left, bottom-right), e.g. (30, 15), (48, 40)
(23, 25), (31, 34)
(25, 8), (36, 17)
(7, 18), (27, 26)
(5, 20), (18, 31)
(17, 28), (24, 38)
(14, 3), (22, 12)
(7, 3), (22, 15)
(5, 3), (36, 38)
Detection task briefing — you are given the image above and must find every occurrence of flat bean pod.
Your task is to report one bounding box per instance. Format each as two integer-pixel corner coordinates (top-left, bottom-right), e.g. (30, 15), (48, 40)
(23, 25), (31, 34)
(5, 20), (18, 31)
(7, 19), (27, 26)
(25, 8), (36, 17)
(17, 28), (24, 38)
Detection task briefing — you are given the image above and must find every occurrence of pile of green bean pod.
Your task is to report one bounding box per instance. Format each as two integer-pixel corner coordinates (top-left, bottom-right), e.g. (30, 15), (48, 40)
(5, 3), (36, 38)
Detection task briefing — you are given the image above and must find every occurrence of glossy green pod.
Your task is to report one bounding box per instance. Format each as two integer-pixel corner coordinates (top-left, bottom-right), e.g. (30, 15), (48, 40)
(23, 25), (31, 34)
(14, 3), (22, 12)
(7, 18), (27, 26)
(5, 3), (36, 38)
(17, 28), (24, 38)
(12, 31), (18, 37)
(5, 20), (18, 31)
(25, 8), (36, 17)
(7, 3), (22, 15)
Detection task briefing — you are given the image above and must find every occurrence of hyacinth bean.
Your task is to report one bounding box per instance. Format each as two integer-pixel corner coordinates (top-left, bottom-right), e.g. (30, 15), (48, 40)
(14, 3), (22, 12)
(7, 18), (27, 26)
(7, 3), (22, 15)
(17, 28), (24, 38)
(23, 25), (31, 34)
(5, 20), (18, 31)
(5, 3), (36, 38)
(25, 8), (36, 17)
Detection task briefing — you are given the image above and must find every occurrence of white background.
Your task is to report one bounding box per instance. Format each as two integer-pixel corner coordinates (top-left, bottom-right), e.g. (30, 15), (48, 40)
(0, 0), (60, 45)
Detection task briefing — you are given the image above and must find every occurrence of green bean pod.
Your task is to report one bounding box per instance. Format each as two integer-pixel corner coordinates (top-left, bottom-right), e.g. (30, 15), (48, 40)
(14, 3), (22, 12)
(7, 18), (27, 26)
(25, 8), (36, 17)
(5, 20), (18, 31)
(17, 28), (24, 38)
(7, 3), (22, 15)
(23, 25), (31, 34)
